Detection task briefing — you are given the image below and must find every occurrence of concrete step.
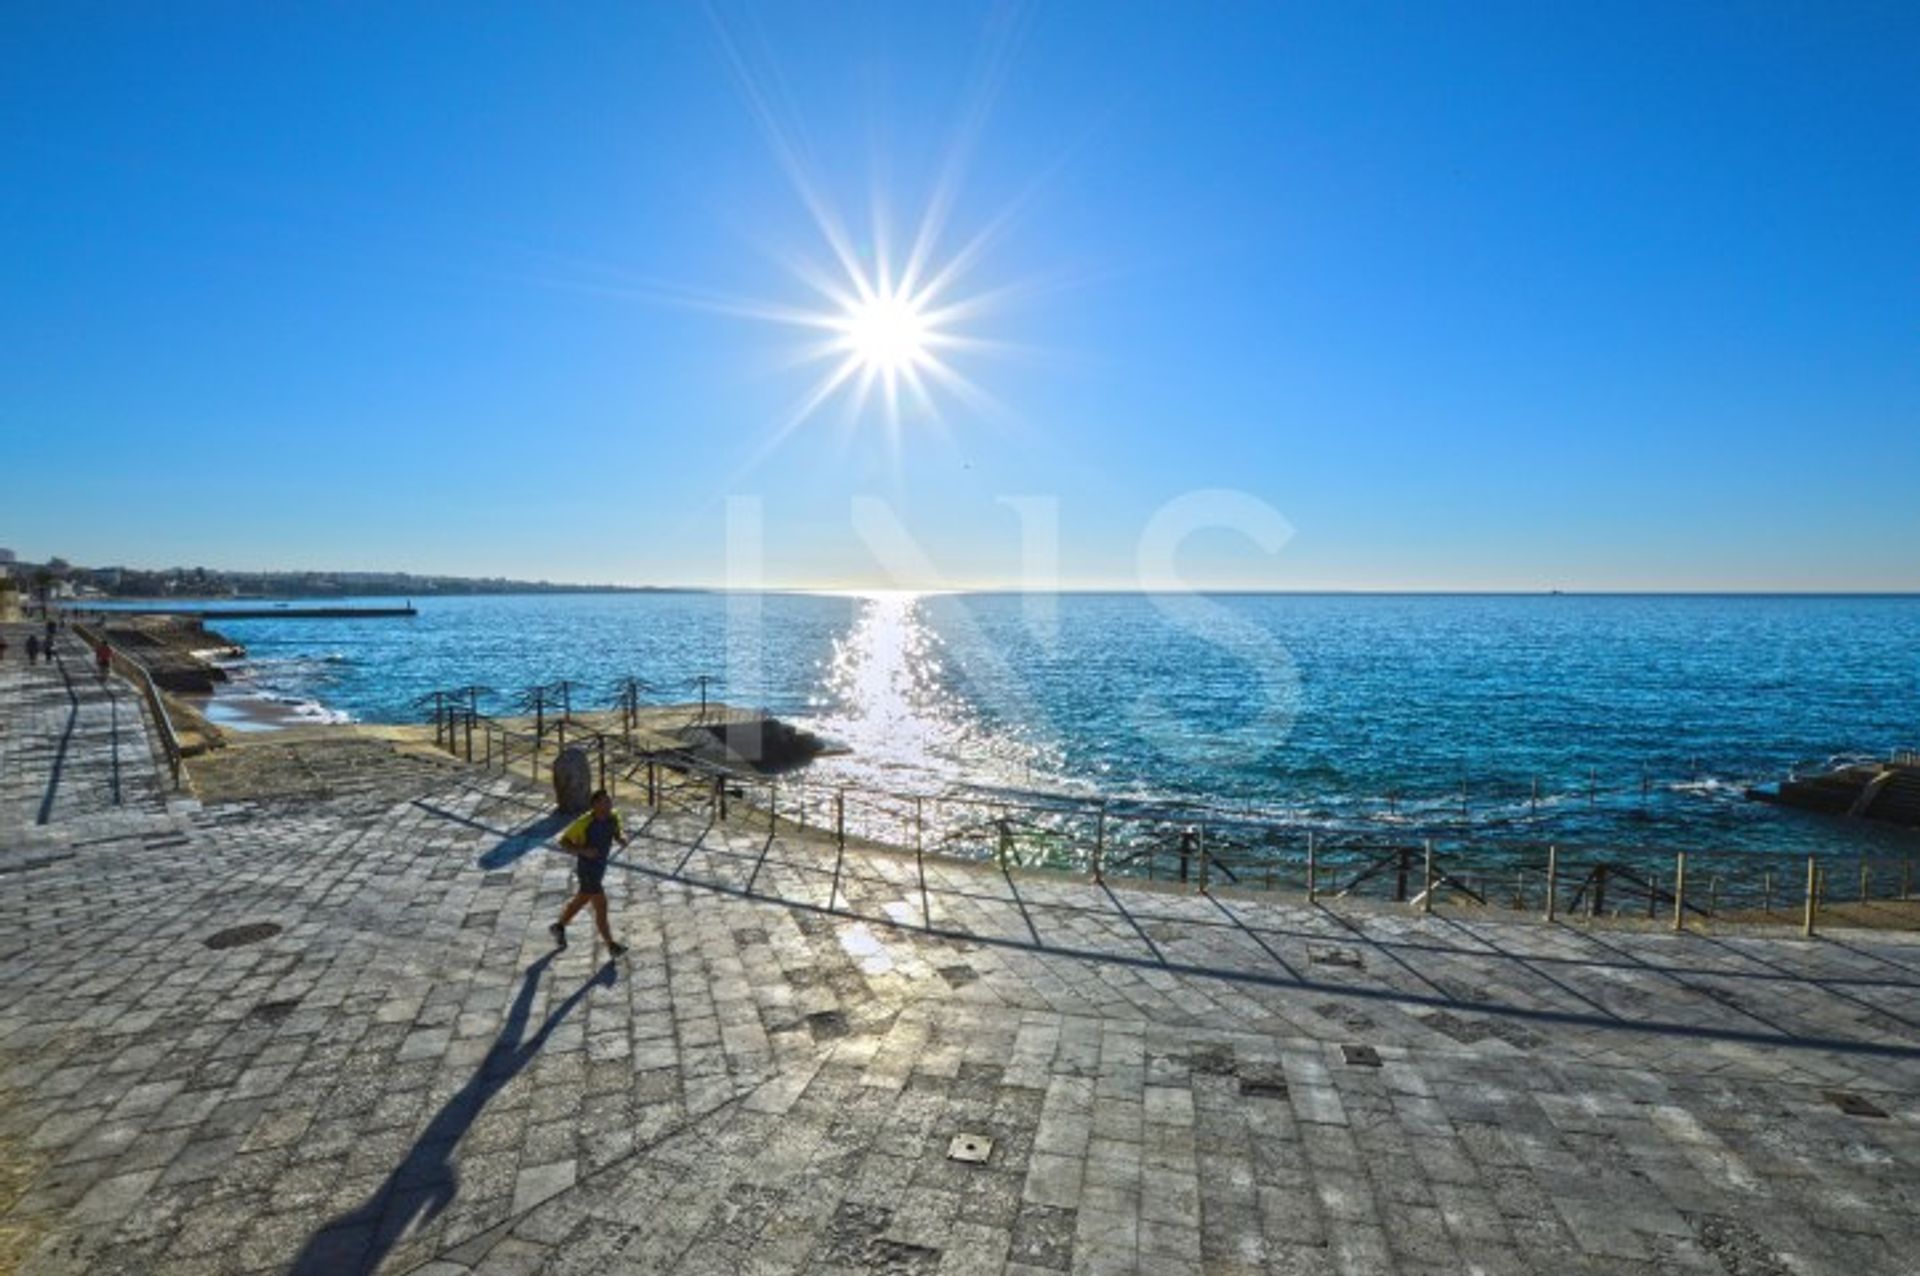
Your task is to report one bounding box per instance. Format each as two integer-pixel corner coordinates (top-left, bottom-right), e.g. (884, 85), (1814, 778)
(1866, 771), (1920, 826)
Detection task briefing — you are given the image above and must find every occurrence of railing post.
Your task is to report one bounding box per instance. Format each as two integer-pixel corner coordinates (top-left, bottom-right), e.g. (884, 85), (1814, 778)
(1307, 831), (1317, 904)
(1904, 855), (1913, 901)
(647, 759), (658, 807)
(836, 789), (846, 849)
(1545, 845), (1557, 921)
(1803, 856), (1818, 938)
(1859, 859), (1870, 905)
(1197, 825), (1210, 895)
(915, 797), (930, 928)
(1672, 852), (1686, 932)
(1421, 839), (1434, 914)
(1762, 868), (1772, 914)
(716, 776), (727, 822)
(1093, 801), (1106, 885)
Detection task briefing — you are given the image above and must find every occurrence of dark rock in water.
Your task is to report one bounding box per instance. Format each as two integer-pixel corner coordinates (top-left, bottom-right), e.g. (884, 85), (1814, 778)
(552, 746), (594, 812)
(1750, 758), (1920, 828)
(679, 716), (829, 773)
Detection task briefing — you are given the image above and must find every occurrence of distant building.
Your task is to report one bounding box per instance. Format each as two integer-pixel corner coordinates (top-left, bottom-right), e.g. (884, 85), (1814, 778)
(0, 548), (15, 564)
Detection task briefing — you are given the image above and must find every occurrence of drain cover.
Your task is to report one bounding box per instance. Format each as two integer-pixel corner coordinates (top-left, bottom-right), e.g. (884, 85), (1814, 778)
(1825, 1091), (1889, 1119)
(204, 922), (282, 951)
(1341, 1043), (1383, 1068)
(1310, 948), (1363, 969)
(947, 1133), (993, 1164)
(1238, 1072), (1290, 1100)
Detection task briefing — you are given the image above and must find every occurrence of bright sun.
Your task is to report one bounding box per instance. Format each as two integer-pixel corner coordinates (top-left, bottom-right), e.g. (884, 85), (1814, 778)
(840, 291), (932, 376)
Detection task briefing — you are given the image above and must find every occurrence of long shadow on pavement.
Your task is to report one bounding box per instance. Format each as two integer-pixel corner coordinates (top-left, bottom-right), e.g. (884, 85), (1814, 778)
(289, 953), (617, 1276)
(35, 650), (81, 825)
(411, 799), (572, 870)
(414, 802), (1920, 1061)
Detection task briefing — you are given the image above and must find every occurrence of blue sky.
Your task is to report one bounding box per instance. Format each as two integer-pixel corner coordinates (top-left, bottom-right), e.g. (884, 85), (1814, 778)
(3, 2), (1916, 590)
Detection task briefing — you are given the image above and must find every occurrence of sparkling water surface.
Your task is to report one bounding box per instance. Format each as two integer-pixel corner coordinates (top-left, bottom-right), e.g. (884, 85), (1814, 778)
(143, 592), (1920, 858)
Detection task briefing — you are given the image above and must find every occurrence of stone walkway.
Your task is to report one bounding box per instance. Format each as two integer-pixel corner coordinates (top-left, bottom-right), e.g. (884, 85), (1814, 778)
(3, 648), (1920, 1275)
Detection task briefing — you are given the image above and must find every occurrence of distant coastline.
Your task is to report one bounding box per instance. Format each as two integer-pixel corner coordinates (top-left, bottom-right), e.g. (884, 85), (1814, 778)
(5, 556), (702, 602)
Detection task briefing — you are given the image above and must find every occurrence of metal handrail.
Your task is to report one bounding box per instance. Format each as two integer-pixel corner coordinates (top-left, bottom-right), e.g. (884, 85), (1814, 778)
(73, 622), (185, 791)
(419, 686), (1920, 928)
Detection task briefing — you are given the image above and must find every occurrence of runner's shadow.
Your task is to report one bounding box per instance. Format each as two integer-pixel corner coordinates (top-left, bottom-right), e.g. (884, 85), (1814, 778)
(289, 953), (616, 1276)
(410, 800), (572, 870)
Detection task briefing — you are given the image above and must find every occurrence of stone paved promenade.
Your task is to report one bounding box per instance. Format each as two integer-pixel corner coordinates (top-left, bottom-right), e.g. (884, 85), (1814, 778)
(4, 635), (1920, 1275)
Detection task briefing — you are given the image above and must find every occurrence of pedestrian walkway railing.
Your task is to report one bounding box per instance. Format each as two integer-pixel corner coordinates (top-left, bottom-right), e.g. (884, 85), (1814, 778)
(416, 685), (1917, 938)
(73, 622), (185, 790)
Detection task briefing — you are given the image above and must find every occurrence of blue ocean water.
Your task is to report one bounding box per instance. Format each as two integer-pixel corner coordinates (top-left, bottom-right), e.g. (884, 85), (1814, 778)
(166, 592), (1919, 857)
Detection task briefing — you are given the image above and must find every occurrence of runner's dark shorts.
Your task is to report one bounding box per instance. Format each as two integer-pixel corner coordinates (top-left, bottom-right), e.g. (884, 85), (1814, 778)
(577, 859), (607, 896)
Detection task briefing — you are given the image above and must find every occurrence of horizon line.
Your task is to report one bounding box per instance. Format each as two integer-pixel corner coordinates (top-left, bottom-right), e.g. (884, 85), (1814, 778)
(77, 585), (1920, 600)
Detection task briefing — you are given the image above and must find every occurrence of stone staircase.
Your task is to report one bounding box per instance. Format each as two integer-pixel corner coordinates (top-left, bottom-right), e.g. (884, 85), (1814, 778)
(1865, 767), (1920, 826)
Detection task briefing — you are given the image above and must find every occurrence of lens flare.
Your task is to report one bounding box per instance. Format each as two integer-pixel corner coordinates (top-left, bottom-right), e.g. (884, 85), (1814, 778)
(842, 292), (931, 376)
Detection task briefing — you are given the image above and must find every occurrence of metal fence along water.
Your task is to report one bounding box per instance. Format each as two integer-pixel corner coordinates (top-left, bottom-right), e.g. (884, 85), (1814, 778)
(422, 680), (1919, 937)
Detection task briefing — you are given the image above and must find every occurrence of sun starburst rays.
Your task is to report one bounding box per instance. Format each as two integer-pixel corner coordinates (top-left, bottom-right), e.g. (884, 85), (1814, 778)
(689, 3), (1046, 461)
(728, 207), (1008, 454)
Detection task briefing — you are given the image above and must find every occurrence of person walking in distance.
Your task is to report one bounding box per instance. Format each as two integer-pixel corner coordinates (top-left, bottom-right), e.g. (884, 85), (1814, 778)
(549, 789), (629, 956)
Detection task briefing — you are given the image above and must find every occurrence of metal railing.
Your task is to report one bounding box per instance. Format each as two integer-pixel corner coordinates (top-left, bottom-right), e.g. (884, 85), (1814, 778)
(73, 622), (186, 790)
(416, 683), (1918, 937)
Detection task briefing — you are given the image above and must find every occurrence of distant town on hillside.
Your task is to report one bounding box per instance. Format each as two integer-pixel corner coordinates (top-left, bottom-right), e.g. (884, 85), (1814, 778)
(0, 550), (664, 601)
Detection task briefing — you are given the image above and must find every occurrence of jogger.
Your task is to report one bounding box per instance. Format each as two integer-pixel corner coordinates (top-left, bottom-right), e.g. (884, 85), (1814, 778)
(549, 789), (630, 956)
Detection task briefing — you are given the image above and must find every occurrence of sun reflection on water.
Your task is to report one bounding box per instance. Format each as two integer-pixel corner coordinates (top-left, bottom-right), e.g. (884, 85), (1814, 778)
(808, 591), (1063, 799)
(817, 592), (961, 780)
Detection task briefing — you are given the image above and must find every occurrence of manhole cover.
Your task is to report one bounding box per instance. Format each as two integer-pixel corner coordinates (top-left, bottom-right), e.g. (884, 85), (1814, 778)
(248, 999), (301, 1025)
(204, 922), (282, 950)
(937, 965), (978, 988)
(1825, 1091), (1889, 1119)
(1342, 1043), (1383, 1068)
(806, 1010), (851, 1041)
(947, 1133), (993, 1164)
